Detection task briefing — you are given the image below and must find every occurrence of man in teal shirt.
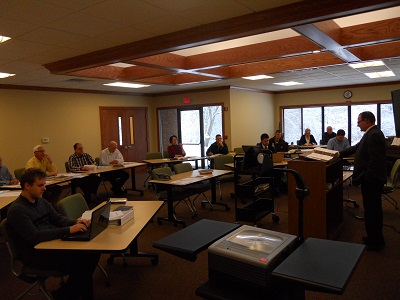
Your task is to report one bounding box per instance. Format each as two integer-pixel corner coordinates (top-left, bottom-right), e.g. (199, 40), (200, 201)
(327, 129), (350, 151)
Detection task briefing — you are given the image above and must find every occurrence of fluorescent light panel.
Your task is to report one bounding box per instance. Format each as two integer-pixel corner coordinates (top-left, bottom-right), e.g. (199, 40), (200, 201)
(0, 72), (15, 79)
(104, 82), (150, 88)
(365, 71), (395, 78)
(349, 60), (384, 69)
(242, 75), (273, 80)
(274, 81), (304, 86)
(107, 63), (135, 68)
(0, 35), (11, 43)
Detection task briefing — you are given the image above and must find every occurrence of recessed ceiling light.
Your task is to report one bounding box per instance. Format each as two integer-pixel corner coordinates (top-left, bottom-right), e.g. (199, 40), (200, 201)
(349, 60), (385, 69)
(107, 63), (135, 68)
(312, 50), (321, 54)
(0, 72), (15, 78)
(242, 75), (274, 80)
(104, 82), (150, 88)
(365, 71), (395, 78)
(0, 35), (11, 44)
(274, 81), (304, 86)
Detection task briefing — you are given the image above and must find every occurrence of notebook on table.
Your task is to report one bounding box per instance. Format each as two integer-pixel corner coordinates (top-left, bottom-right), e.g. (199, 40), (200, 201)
(62, 201), (111, 241)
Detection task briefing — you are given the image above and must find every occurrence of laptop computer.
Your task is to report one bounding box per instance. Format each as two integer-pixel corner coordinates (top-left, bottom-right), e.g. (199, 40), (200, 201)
(62, 201), (111, 241)
(272, 152), (285, 163)
(275, 142), (289, 152)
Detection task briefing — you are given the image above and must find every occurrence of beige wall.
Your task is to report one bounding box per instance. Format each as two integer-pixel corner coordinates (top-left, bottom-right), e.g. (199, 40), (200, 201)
(274, 84), (398, 130)
(0, 89), (153, 173)
(230, 89), (275, 148)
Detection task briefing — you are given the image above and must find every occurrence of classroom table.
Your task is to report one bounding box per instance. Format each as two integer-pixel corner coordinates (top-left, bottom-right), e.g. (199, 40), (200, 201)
(71, 162), (145, 195)
(35, 200), (163, 264)
(149, 169), (233, 227)
(143, 156), (206, 170)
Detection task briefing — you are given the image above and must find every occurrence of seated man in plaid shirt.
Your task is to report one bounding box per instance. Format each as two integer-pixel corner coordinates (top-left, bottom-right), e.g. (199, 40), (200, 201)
(68, 143), (101, 204)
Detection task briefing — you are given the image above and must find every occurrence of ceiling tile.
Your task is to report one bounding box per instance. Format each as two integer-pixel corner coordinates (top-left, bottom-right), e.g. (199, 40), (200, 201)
(133, 14), (200, 36)
(19, 27), (87, 47)
(47, 12), (125, 38)
(0, 0), (73, 26)
(81, 0), (169, 26)
(94, 26), (154, 44)
(40, 0), (106, 11)
(0, 18), (40, 38)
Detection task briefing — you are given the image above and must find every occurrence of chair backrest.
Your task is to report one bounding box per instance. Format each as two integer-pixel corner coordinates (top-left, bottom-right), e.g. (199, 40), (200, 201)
(163, 150), (170, 158)
(233, 147), (244, 154)
(65, 161), (71, 172)
(390, 159), (400, 185)
(146, 152), (163, 160)
(213, 155), (234, 170)
(95, 157), (100, 165)
(1, 219), (20, 264)
(173, 163), (193, 174)
(14, 168), (25, 181)
(56, 194), (89, 219)
(151, 167), (173, 179)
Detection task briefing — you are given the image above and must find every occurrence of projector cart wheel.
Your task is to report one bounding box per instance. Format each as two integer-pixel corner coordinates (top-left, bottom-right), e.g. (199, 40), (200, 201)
(272, 214), (280, 223)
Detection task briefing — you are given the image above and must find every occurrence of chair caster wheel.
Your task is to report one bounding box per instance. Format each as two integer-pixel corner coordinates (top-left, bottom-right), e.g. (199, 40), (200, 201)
(272, 215), (280, 223)
(107, 257), (114, 265)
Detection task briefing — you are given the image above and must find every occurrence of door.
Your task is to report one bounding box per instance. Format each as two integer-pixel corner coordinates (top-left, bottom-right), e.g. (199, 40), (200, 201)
(99, 107), (148, 163)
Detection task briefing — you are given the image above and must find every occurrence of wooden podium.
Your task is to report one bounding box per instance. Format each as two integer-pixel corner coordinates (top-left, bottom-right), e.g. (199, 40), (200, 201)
(287, 158), (343, 239)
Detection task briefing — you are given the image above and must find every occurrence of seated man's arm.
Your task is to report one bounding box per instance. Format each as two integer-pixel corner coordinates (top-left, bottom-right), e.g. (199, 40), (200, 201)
(99, 151), (108, 166)
(221, 143), (229, 154)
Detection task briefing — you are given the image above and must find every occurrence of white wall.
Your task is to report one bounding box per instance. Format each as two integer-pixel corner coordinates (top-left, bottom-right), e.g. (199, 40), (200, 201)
(230, 89), (275, 148)
(0, 89), (153, 173)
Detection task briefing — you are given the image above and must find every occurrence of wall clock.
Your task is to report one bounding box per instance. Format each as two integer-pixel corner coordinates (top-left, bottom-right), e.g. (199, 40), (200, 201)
(343, 90), (352, 99)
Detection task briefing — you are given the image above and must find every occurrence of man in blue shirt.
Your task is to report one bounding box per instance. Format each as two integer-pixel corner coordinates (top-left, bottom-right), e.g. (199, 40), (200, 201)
(0, 156), (19, 185)
(327, 129), (350, 151)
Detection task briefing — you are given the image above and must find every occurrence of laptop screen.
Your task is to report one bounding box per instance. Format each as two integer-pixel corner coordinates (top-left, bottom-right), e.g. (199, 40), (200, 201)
(89, 202), (111, 239)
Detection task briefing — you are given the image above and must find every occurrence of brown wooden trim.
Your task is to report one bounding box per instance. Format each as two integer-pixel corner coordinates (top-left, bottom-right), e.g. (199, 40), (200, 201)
(274, 80), (400, 94)
(230, 86), (275, 94)
(156, 102), (225, 111)
(279, 99), (391, 109)
(0, 84), (154, 97)
(44, 0), (399, 74)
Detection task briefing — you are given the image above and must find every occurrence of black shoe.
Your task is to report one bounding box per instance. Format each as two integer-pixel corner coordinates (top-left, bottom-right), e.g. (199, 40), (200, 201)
(364, 239), (385, 251)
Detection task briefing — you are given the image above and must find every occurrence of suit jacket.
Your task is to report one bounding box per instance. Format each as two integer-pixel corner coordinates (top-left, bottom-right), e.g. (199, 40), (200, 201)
(340, 125), (386, 185)
(299, 134), (317, 145)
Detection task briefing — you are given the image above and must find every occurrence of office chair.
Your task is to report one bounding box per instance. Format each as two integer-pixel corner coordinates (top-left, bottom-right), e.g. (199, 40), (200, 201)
(1, 218), (67, 300)
(14, 168), (25, 181)
(233, 147), (244, 154)
(94, 157), (110, 196)
(151, 167), (195, 219)
(144, 152), (163, 188)
(212, 155), (235, 201)
(56, 194), (110, 286)
(162, 150), (170, 158)
(382, 159), (400, 210)
(173, 163), (212, 215)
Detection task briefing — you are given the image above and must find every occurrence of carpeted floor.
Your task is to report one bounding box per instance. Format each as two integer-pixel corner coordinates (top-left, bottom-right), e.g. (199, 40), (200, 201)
(1, 172), (399, 300)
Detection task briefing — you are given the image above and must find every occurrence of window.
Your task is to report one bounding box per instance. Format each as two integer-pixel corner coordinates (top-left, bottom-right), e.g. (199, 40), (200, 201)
(282, 102), (394, 146)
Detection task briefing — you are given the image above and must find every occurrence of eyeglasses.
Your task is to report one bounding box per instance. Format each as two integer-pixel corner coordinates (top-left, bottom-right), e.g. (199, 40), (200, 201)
(357, 120), (365, 124)
(35, 150), (46, 153)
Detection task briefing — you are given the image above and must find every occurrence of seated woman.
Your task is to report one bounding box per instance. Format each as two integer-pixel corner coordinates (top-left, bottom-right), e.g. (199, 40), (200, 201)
(167, 135), (186, 158)
(299, 128), (317, 146)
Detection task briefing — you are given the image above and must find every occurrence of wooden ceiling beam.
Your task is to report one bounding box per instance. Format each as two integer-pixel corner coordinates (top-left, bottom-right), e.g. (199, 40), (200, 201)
(341, 18), (400, 46)
(214, 52), (344, 78)
(184, 36), (320, 69)
(348, 40), (400, 60)
(44, 0), (399, 74)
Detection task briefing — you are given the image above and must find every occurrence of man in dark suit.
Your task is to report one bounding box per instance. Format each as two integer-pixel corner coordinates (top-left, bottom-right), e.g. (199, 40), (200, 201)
(340, 111), (386, 251)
